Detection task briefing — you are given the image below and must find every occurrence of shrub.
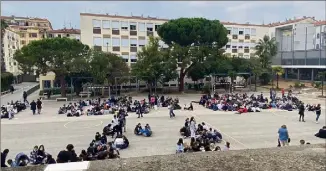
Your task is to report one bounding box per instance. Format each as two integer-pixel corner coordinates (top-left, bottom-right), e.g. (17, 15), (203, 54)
(314, 81), (322, 89)
(187, 83), (192, 90)
(294, 82), (301, 88)
(202, 84), (211, 94)
(259, 73), (272, 85)
(39, 87), (73, 96)
(1, 72), (14, 92)
(300, 83), (305, 88)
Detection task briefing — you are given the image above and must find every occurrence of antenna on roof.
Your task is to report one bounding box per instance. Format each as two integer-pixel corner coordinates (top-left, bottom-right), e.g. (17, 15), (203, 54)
(69, 22), (72, 28)
(63, 21), (66, 28)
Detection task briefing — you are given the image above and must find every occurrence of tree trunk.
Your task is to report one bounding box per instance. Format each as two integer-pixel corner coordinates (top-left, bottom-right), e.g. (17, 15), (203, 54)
(254, 74), (257, 92)
(322, 78), (324, 97)
(230, 77), (234, 93)
(59, 75), (66, 97)
(101, 87), (105, 97)
(276, 75), (279, 89)
(179, 71), (185, 92)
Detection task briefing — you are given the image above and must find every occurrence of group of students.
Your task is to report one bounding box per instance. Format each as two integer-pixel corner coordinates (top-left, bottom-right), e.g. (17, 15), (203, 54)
(177, 117), (227, 153)
(1, 101), (27, 119)
(134, 123), (152, 137)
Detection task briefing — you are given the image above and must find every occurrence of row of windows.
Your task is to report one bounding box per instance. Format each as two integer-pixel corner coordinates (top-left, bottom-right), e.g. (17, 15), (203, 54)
(226, 27), (257, 36)
(92, 19), (161, 32)
(93, 37), (167, 47)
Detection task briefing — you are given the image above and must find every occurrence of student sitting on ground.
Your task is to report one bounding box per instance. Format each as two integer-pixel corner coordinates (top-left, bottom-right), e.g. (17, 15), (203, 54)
(114, 135), (129, 149)
(103, 124), (114, 137)
(315, 126), (326, 139)
(30, 145), (42, 165)
(184, 103), (194, 111)
(134, 123), (143, 135)
(176, 138), (185, 153)
(142, 124), (152, 137)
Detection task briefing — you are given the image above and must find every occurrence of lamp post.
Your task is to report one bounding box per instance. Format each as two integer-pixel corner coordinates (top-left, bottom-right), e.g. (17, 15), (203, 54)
(106, 42), (109, 52)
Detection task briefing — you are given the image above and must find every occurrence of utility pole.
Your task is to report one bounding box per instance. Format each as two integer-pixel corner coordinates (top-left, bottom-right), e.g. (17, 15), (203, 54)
(106, 42), (109, 52)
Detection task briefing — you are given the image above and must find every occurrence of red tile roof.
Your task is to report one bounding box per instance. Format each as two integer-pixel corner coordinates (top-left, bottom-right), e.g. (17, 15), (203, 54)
(314, 21), (326, 26)
(0, 16), (53, 30)
(48, 28), (80, 34)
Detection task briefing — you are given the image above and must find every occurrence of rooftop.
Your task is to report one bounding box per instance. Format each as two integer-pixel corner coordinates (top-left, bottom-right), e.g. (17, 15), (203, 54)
(1, 15), (53, 30)
(81, 13), (316, 27)
(48, 28), (80, 34)
(315, 21), (326, 26)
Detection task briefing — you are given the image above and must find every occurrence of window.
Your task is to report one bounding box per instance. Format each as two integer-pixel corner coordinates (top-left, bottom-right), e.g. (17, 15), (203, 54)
(139, 23), (145, 32)
(239, 28), (244, 35)
(131, 59), (137, 63)
(250, 40), (256, 43)
(103, 38), (111, 46)
(244, 49), (250, 53)
(29, 33), (37, 38)
(139, 39), (145, 47)
(147, 23), (153, 32)
(112, 21), (120, 30)
(48, 34), (53, 38)
(121, 22), (128, 30)
(245, 35), (250, 40)
(122, 55), (129, 62)
(21, 40), (26, 45)
(238, 46), (243, 49)
(66, 34), (70, 37)
(239, 39), (244, 43)
(226, 27), (231, 35)
(232, 49), (237, 53)
(317, 33), (320, 39)
(225, 45), (231, 49)
(102, 20), (110, 29)
(93, 37), (102, 46)
(130, 22), (137, 30)
(130, 38), (137, 47)
(112, 38), (120, 47)
(251, 28), (256, 36)
(232, 46), (237, 49)
(316, 44), (320, 49)
(20, 33), (25, 38)
(245, 28), (250, 35)
(244, 46), (249, 49)
(155, 24), (161, 31)
(232, 28), (238, 35)
(121, 38), (129, 47)
(130, 55), (137, 62)
(232, 35), (238, 39)
(92, 19), (101, 28)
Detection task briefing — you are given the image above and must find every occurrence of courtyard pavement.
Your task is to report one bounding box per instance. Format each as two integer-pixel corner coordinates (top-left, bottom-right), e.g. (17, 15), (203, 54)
(1, 82), (39, 104)
(1, 92), (325, 161)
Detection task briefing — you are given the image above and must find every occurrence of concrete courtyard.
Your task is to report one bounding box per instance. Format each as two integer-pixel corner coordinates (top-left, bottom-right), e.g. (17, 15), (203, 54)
(1, 92), (325, 161)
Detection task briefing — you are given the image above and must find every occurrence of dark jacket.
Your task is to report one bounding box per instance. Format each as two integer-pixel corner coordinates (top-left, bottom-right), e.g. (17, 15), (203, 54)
(36, 100), (42, 109)
(30, 102), (37, 110)
(1, 152), (8, 167)
(315, 129), (326, 139)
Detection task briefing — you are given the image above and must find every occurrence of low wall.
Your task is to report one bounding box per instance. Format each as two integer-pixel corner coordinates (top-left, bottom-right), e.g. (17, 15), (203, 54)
(2, 144), (325, 171)
(26, 84), (40, 96)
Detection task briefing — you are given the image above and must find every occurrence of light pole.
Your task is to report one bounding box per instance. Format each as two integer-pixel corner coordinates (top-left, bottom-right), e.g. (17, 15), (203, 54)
(106, 42), (109, 52)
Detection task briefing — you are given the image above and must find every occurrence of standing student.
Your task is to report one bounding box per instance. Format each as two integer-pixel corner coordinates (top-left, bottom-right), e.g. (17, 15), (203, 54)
(190, 117), (196, 138)
(298, 102), (305, 122)
(315, 104), (321, 124)
(168, 103), (175, 118)
(30, 100), (37, 115)
(23, 91), (28, 102)
(36, 99), (42, 114)
(278, 125), (290, 147)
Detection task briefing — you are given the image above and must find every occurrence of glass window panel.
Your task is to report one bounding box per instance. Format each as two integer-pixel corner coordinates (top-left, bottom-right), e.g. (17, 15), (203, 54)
(103, 38), (111, 46)
(93, 37), (102, 46)
(245, 28), (250, 34)
(251, 28), (256, 36)
(102, 20), (110, 29)
(121, 38), (129, 47)
(112, 38), (120, 46)
(92, 20), (101, 28)
(139, 23), (145, 31)
(112, 21), (120, 29)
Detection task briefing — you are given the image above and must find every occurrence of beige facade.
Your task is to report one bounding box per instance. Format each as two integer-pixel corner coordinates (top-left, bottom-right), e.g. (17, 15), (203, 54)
(3, 29), (21, 75)
(47, 28), (81, 41)
(80, 13), (168, 67)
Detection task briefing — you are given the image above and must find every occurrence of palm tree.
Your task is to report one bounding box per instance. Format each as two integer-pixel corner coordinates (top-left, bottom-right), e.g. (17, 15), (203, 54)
(1, 19), (9, 72)
(317, 71), (326, 97)
(272, 66), (284, 89)
(255, 35), (277, 69)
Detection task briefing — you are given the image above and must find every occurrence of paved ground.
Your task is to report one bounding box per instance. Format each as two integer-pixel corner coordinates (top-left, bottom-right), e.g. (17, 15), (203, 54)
(1, 82), (39, 104)
(1, 92), (325, 161)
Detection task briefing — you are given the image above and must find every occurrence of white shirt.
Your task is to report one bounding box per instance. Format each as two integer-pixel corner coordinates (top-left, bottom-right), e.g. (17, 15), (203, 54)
(114, 138), (124, 145)
(112, 118), (119, 126)
(203, 125), (209, 131)
(190, 121), (196, 130)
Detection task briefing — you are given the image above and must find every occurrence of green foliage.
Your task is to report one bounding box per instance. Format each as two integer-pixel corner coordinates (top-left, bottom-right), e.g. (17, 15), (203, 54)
(132, 36), (177, 85)
(14, 37), (90, 96)
(39, 87), (73, 96)
(1, 72), (14, 92)
(202, 83), (211, 94)
(314, 81), (322, 89)
(88, 51), (129, 85)
(260, 73), (272, 85)
(187, 63), (206, 82)
(294, 82), (301, 88)
(157, 18), (228, 92)
(255, 35), (277, 69)
(272, 66), (284, 76)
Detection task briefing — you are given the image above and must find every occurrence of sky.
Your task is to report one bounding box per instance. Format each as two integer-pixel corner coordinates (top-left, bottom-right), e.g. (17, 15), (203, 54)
(1, 1), (326, 29)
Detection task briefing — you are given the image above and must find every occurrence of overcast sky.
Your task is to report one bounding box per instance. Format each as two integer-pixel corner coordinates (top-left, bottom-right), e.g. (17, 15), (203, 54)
(1, 1), (325, 29)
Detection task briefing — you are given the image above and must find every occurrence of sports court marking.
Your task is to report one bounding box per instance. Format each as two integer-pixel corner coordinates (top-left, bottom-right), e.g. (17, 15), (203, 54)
(64, 120), (103, 129)
(193, 114), (249, 149)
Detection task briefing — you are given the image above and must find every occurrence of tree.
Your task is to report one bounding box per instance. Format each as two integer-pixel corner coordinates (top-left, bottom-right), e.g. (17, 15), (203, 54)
(14, 37), (90, 97)
(249, 57), (264, 91)
(132, 36), (177, 93)
(187, 63), (207, 83)
(1, 72), (13, 92)
(317, 71), (326, 97)
(255, 35), (277, 69)
(1, 19), (8, 72)
(157, 18), (228, 92)
(272, 66), (284, 89)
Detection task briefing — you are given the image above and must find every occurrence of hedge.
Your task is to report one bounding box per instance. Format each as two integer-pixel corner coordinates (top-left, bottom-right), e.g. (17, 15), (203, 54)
(39, 87), (73, 96)
(1, 72), (14, 92)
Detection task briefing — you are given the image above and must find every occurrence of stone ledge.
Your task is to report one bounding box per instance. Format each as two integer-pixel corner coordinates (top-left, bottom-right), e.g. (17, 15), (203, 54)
(2, 144), (325, 171)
